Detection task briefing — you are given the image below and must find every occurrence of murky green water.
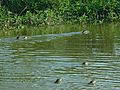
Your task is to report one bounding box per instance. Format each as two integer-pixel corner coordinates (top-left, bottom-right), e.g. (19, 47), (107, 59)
(0, 23), (120, 90)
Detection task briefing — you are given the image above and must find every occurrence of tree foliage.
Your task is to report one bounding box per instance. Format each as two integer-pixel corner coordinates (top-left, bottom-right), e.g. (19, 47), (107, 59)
(0, 0), (120, 29)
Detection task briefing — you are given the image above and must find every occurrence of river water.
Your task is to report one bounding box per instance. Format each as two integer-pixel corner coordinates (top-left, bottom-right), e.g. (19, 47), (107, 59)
(0, 23), (120, 90)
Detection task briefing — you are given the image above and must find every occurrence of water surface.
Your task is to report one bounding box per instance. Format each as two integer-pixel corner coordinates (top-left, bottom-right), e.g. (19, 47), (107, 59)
(0, 23), (120, 90)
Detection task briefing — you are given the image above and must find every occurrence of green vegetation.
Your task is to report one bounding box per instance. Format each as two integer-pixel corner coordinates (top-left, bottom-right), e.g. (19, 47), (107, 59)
(0, 0), (120, 30)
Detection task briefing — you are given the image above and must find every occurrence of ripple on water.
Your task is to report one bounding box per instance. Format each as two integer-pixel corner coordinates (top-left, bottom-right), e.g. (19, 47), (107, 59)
(0, 29), (120, 90)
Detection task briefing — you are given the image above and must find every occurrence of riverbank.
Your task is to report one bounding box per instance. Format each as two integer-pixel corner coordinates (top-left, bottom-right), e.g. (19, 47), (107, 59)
(0, 0), (120, 30)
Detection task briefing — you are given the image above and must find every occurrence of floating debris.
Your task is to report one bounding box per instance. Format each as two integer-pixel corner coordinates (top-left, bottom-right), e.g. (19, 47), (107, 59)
(24, 36), (28, 40)
(82, 62), (88, 65)
(54, 78), (62, 84)
(88, 80), (96, 84)
(16, 36), (20, 39)
(82, 30), (90, 35)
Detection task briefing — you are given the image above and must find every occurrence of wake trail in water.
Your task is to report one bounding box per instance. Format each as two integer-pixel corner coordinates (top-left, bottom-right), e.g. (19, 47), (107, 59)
(46, 32), (81, 37)
(33, 32), (81, 42)
(0, 32), (82, 43)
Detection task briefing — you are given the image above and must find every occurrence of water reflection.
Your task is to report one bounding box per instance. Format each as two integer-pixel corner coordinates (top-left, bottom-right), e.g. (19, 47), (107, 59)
(0, 23), (120, 90)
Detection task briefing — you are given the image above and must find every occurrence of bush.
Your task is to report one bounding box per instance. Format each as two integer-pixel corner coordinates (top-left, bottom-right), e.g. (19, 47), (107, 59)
(0, 0), (120, 29)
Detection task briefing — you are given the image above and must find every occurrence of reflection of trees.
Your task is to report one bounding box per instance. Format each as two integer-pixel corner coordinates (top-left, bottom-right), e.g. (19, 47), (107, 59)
(0, 23), (119, 83)
(113, 43), (120, 56)
(90, 24), (117, 55)
(8, 23), (119, 58)
(51, 24), (118, 57)
(0, 66), (5, 82)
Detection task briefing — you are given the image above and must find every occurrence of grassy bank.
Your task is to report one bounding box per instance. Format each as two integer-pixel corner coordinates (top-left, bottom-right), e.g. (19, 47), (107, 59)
(0, 0), (120, 30)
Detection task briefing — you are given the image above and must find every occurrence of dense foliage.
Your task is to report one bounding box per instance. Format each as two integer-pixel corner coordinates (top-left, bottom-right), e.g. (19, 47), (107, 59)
(0, 0), (120, 29)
